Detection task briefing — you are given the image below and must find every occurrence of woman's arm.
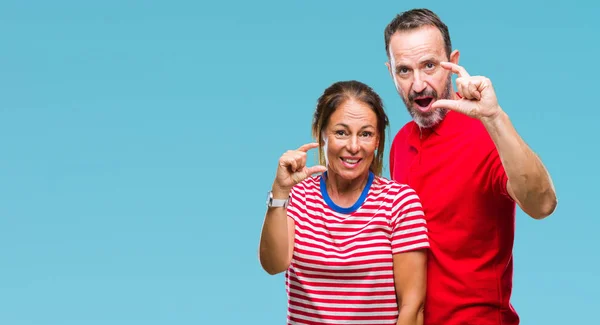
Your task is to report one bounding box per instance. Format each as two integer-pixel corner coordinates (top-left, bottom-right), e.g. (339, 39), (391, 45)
(393, 250), (427, 325)
(258, 189), (296, 275)
(258, 142), (326, 275)
(390, 186), (429, 325)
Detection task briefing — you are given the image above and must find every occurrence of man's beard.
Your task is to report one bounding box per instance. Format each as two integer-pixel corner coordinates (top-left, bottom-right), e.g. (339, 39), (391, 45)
(398, 75), (453, 128)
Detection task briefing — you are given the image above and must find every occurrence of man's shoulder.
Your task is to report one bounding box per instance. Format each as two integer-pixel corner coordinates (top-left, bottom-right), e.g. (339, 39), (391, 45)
(466, 117), (497, 149)
(448, 113), (495, 147)
(396, 120), (416, 137)
(391, 120), (416, 146)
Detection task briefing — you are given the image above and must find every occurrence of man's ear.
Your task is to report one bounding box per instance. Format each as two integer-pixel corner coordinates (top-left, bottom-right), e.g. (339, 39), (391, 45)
(385, 61), (393, 78)
(449, 49), (460, 65)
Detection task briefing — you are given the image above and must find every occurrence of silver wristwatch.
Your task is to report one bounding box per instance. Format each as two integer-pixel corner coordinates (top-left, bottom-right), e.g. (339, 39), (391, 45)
(266, 191), (289, 208)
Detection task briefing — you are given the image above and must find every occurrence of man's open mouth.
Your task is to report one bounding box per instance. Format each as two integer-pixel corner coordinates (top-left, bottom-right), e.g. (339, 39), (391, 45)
(414, 97), (434, 112)
(415, 97), (433, 107)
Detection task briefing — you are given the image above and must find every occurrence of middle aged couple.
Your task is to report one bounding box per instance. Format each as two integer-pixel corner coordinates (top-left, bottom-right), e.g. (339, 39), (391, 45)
(258, 8), (557, 325)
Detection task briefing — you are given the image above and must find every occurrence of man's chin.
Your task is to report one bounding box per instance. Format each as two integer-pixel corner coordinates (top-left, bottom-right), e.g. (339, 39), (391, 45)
(412, 109), (434, 118)
(410, 107), (435, 120)
(411, 108), (447, 128)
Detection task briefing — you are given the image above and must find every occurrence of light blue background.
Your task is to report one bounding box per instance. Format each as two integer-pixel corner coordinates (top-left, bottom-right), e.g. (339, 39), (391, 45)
(0, 0), (597, 324)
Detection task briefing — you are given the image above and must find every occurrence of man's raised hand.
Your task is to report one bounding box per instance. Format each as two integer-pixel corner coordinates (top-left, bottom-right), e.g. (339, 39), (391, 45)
(432, 62), (502, 122)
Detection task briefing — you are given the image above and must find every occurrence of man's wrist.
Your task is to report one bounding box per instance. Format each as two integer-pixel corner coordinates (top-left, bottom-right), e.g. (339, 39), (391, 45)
(481, 106), (508, 133)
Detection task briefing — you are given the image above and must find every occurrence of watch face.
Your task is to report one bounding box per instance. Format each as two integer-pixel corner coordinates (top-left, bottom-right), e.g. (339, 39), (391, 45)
(266, 191), (272, 205)
(266, 191), (288, 208)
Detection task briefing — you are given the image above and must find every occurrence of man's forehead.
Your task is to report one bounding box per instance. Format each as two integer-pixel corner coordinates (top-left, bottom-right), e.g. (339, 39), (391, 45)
(388, 26), (445, 61)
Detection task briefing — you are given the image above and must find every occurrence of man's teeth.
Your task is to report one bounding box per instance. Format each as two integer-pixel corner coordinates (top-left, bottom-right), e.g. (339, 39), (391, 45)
(343, 158), (359, 164)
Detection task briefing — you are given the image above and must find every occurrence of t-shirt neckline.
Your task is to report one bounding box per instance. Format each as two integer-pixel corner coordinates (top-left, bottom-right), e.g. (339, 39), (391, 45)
(320, 171), (374, 214)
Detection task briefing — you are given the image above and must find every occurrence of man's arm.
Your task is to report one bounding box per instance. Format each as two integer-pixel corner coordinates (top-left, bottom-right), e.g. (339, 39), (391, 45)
(432, 62), (557, 220)
(483, 110), (557, 219)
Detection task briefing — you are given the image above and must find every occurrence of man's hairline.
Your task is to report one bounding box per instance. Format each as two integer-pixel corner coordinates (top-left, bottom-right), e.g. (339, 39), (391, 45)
(385, 24), (450, 59)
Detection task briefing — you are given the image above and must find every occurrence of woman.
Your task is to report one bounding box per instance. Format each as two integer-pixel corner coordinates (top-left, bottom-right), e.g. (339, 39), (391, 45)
(259, 80), (429, 325)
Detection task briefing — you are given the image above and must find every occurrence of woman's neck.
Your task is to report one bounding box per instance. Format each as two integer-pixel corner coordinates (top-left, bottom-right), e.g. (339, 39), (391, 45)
(325, 171), (371, 208)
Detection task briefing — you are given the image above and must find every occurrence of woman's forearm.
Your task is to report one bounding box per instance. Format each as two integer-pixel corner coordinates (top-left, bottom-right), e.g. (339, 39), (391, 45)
(396, 301), (424, 325)
(393, 251), (427, 325)
(258, 187), (292, 275)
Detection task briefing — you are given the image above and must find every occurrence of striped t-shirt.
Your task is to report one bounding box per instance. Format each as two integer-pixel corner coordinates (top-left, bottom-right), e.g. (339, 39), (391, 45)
(284, 171), (429, 325)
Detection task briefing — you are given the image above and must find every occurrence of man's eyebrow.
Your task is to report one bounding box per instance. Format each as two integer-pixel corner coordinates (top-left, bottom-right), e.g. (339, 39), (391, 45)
(418, 55), (439, 64)
(395, 62), (410, 70)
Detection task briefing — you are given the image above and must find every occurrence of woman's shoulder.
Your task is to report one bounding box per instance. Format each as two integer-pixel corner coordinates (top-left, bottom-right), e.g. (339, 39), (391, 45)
(373, 175), (414, 190)
(371, 176), (419, 197)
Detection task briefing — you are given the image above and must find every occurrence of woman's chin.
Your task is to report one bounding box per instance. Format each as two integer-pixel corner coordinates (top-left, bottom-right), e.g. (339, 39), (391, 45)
(329, 165), (369, 181)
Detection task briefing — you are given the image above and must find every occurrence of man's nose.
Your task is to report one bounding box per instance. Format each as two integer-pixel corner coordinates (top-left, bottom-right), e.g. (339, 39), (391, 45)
(412, 72), (427, 93)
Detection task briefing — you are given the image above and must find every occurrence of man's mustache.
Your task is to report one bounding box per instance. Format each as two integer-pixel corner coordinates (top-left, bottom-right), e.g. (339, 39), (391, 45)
(408, 89), (438, 102)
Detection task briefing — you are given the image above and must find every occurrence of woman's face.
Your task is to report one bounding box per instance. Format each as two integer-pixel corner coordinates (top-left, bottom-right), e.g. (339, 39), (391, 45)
(323, 99), (379, 182)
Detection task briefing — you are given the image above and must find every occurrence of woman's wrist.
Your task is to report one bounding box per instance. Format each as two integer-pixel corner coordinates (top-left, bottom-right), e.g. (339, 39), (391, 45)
(271, 183), (291, 199)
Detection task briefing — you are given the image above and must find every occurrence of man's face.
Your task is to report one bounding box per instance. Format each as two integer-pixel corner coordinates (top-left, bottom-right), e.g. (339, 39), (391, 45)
(386, 26), (458, 128)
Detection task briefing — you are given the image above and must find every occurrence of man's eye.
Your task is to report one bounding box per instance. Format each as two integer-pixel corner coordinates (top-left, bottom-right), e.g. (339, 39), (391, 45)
(425, 63), (435, 69)
(398, 67), (409, 74)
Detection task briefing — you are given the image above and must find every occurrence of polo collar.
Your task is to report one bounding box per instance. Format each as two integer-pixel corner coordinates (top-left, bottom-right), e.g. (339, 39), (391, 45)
(429, 110), (463, 136)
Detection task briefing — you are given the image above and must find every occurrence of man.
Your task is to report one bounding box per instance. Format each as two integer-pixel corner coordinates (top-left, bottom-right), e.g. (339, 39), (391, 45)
(383, 8), (557, 325)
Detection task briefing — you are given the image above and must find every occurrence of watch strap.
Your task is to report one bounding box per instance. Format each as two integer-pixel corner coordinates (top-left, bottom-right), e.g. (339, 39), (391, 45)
(267, 191), (289, 208)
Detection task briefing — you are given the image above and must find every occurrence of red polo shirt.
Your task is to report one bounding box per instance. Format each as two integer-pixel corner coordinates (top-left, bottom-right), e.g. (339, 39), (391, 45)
(390, 110), (519, 325)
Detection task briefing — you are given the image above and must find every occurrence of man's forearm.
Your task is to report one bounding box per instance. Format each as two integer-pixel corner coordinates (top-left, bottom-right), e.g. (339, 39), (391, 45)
(482, 109), (557, 219)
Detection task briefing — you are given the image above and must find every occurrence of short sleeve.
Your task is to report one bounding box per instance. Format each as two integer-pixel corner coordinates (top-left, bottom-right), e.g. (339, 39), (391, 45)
(390, 186), (429, 254)
(485, 146), (512, 200)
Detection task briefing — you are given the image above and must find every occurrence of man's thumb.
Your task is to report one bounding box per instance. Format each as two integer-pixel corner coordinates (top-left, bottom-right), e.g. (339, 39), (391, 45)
(431, 99), (461, 112)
